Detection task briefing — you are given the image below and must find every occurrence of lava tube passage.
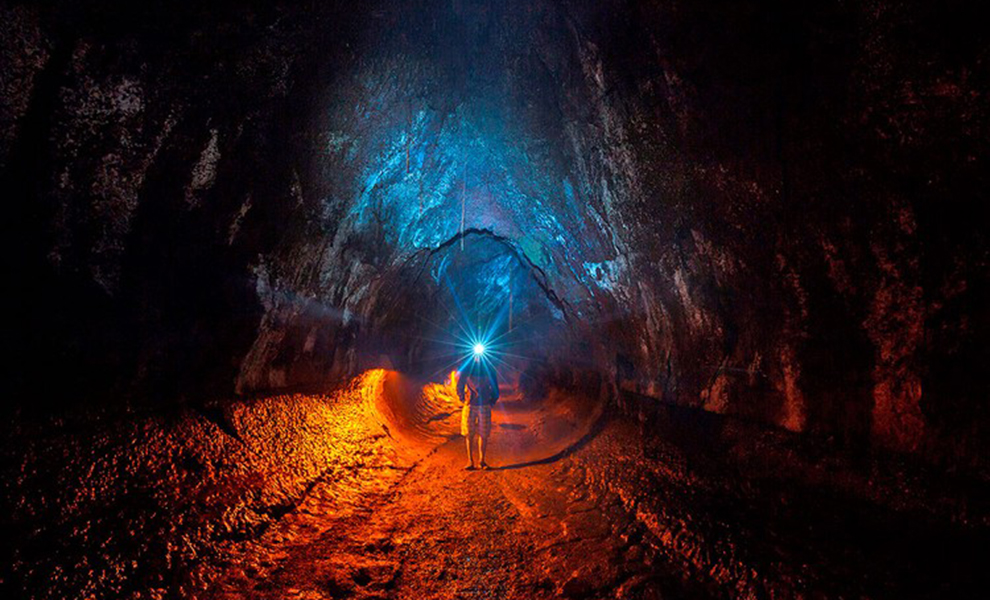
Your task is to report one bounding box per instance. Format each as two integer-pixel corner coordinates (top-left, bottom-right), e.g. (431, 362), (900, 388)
(4, 0), (990, 598)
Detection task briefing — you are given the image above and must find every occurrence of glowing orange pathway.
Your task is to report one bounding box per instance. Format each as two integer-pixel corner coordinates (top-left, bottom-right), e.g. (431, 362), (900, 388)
(209, 370), (617, 599)
(207, 371), (987, 600)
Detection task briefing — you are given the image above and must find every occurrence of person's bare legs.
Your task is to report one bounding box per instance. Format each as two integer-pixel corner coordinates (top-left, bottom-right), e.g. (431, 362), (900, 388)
(465, 434), (476, 469)
(462, 403), (476, 470)
(478, 435), (489, 469)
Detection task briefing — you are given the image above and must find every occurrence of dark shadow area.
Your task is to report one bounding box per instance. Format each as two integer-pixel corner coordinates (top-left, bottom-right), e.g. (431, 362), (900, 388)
(498, 423), (526, 430)
(492, 407), (608, 472)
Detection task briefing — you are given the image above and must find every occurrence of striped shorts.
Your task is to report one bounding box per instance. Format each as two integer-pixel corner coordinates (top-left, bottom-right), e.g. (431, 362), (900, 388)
(461, 403), (492, 438)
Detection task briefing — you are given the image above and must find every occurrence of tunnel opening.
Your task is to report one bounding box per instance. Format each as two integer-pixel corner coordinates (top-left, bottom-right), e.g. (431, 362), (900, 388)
(367, 229), (576, 386)
(358, 227), (606, 462)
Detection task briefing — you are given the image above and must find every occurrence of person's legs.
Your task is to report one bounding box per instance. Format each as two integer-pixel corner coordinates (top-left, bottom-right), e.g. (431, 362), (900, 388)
(478, 405), (492, 469)
(465, 435), (476, 468)
(461, 403), (476, 469)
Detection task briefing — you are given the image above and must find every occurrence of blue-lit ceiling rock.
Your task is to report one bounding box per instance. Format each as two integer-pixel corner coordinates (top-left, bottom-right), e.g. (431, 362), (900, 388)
(238, 2), (634, 390)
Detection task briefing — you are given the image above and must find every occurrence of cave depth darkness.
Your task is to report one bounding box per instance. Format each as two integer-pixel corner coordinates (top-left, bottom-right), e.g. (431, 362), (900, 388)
(2, 0), (989, 598)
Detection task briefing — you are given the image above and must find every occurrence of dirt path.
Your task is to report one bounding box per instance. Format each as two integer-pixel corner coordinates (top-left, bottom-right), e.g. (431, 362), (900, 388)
(207, 389), (990, 600)
(8, 377), (986, 599)
(208, 391), (678, 600)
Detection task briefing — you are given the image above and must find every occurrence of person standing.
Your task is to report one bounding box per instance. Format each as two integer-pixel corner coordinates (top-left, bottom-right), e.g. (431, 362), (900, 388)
(457, 358), (499, 470)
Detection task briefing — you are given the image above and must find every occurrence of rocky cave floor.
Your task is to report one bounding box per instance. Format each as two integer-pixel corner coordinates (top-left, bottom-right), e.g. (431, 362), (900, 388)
(4, 381), (990, 600)
(208, 392), (990, 600)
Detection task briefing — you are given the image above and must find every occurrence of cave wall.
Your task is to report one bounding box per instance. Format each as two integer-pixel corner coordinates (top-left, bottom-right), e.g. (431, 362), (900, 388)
(2, 0), (360, 406)
(3, 0), (988, 463)
(577, 0), (990, 462)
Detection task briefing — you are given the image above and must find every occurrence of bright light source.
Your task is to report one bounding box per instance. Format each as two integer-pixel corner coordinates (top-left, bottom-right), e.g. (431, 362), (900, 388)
(473, 343), (486, 356)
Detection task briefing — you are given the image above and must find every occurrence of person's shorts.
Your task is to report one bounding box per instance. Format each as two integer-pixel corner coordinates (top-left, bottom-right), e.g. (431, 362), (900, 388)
(461, 403), (492, 438)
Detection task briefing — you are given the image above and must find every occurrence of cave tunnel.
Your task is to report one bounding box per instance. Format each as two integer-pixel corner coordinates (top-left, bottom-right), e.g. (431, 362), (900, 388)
(2, 0), (990, 598)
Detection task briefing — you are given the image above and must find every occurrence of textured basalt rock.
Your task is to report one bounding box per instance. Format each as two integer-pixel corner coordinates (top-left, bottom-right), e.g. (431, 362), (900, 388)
(0, 371), (410, 598)
(3, 0), (989, 465)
